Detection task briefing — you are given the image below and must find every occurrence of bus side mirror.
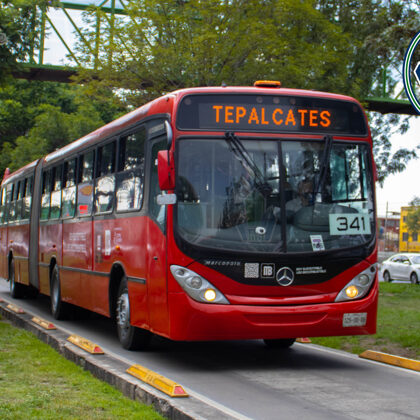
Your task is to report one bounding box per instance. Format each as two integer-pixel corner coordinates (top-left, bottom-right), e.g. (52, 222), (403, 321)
(158, 150), (175, 191)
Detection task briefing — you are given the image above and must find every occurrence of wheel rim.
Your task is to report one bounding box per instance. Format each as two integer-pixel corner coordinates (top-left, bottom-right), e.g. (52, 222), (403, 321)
(411, 273), (418, 284)
(384, 272), (390, 282)
(116, 291), (130, 335)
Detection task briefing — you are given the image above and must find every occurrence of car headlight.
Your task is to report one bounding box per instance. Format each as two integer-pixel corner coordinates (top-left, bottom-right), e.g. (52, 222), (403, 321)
(170, 265), (230, 304)
(335, 264), (377, 302)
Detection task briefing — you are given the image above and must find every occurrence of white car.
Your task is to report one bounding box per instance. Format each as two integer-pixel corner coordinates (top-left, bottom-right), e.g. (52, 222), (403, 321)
(381, 253), (420, 284)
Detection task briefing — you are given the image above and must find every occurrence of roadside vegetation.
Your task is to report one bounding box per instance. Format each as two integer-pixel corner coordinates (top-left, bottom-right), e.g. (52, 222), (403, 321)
(311, 282), (420, 360)
(0, 317), (163, 420)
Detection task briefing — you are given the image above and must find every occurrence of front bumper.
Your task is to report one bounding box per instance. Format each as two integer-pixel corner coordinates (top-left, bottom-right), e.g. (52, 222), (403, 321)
(167, 281), (378, 341)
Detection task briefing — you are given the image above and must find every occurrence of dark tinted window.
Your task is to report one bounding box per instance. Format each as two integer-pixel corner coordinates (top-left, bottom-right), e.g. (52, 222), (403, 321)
(116, 128), (146, 212)
(97, 142), (116, 177)
(77, 151), (95, 217)
(79, 151), (94, 183)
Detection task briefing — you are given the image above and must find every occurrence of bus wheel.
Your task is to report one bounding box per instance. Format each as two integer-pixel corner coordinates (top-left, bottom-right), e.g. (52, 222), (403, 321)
(50, 265), (69, 320)
(116, 278), (151, 350)
(9, 258), (25, 299)
(263, 338), (296, 349)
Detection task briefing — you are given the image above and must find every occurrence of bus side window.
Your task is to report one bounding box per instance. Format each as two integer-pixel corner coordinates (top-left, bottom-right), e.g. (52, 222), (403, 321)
(50, 165), (63, 219)
(0, 187), (5, 224)
(15, 179), (24, 221)
(77, 151), (94, 217)
(23, 176), (33, 220)
(62, 159), (76, 218)
(116, 127), (145, 212)
(5, 184), (12, 224)
(95, 141), (116, 214)
(8, 182), (17, 222)
(41, 170), (51, 220)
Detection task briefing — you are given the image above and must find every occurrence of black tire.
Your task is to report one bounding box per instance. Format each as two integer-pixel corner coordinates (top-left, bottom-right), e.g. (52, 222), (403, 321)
(383, 270), (392, 282)
(50, 265), (69, 320)
(410, 272), (419, 285)
(9, 258), (26, 299)
(263, 338), (296, 349)
(116, 278), (151, 350)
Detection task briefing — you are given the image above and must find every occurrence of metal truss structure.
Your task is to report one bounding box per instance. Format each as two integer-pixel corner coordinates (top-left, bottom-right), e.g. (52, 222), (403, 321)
(10, 0), (417, 115)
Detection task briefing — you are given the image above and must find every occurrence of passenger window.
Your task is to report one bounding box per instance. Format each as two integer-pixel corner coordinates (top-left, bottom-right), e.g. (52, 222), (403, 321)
(62, 159), (77, 218)
(15, 180), (25, 221)
(23, 176), (33, 220)
(8, 183), (18, 222)
(95, 141), (116, 214)
(50, 165), (62, 219)
(0, 188), (4, 224)
(5, 184), (13, 223)
(77, 151), (94, 217)
(41, 170), (51, 220)
(116, 128), (146, 212)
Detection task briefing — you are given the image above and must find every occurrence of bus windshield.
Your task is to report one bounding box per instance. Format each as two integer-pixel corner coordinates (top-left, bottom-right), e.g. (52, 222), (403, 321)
(175, 137), (374, 254)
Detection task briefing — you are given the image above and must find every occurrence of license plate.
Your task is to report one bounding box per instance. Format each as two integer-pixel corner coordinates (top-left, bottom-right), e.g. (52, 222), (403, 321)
(343, 313), (367, 327)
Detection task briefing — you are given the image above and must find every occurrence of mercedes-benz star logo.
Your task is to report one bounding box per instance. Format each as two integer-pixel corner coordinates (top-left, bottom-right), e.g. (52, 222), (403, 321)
(276, 267), (294, 286)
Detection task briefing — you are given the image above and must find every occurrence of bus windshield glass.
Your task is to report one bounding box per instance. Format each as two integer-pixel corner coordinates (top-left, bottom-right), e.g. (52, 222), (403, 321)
(175, 138), (374, 253)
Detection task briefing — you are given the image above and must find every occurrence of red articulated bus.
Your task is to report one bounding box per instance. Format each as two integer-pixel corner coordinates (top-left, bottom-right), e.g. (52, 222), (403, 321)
(0, 81), (378, 350)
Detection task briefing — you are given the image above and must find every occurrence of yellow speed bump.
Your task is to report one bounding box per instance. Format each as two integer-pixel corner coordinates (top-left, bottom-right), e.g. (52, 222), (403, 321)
(127, 364), (188, 398)
(67, 334), (104, 355)
(6, 303), (25, 314)
(360, 350), (420, 372)
(32, 316), (57, 330)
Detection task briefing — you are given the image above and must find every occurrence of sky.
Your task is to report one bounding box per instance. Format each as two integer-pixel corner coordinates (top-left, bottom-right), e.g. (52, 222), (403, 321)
(41, 7), (420, 218)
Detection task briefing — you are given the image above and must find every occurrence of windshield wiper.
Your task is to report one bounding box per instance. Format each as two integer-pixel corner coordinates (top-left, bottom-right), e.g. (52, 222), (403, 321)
(314, 135), (333, 202)
(224, 132), (272, 196)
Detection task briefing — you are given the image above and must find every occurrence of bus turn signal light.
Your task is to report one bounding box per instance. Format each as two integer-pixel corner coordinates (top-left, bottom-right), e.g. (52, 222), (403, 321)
(345, 285), (359, 299)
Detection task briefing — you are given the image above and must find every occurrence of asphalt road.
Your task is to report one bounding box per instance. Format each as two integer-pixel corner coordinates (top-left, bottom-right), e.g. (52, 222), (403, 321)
(1, 278), (420, 420)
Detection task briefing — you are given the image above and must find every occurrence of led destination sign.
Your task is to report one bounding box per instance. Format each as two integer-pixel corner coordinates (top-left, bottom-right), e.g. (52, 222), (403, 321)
(177, 94), (367, 135)
(210, 104), (332, 129)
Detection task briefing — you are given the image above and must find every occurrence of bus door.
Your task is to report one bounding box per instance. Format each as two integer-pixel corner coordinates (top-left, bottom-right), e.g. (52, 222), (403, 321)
(146, 137), (169, 335)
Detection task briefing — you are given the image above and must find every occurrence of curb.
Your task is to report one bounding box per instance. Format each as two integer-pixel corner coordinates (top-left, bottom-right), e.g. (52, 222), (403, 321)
(0, 299), (235, 420)
(359, 350), (420, 372)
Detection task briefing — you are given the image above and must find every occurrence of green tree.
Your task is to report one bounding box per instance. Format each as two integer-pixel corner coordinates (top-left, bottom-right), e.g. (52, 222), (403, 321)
(315, 0), (420, 184)
(0, 0), (48, 84)
(0, 79), (126, 176)
(73, 0), (419, 183)
(76, 0), (352, 104)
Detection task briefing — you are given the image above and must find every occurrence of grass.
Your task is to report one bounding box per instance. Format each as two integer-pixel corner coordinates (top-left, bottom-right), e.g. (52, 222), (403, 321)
(0, 317), (163, 420)
(311, 282), (420, 359)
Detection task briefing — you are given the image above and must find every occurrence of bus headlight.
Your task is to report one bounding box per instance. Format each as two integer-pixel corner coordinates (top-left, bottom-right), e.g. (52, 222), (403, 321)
(170, 265), (230, 304)
(335, 264), (377, 302)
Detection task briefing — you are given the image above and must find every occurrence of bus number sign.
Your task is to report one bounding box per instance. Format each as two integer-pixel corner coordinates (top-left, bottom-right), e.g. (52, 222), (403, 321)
(329, 214), (371, 235)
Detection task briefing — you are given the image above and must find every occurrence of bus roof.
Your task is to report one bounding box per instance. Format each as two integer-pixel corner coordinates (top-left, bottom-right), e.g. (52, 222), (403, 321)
(4, 85), (366, 177)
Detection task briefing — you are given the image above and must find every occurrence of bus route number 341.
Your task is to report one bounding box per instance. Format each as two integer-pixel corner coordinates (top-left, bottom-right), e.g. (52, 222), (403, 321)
(329, 213), (371, 235)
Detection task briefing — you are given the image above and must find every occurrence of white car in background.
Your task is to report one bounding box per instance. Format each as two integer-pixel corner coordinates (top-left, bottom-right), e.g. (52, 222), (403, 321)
(381, 253), (420, 284)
